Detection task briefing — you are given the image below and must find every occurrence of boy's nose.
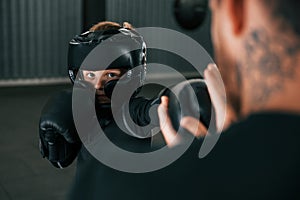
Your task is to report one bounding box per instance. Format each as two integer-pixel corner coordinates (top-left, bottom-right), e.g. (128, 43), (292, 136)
(94, 77), (106, 89)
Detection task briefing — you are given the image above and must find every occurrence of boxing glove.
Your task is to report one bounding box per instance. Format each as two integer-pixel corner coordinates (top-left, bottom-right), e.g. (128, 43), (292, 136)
(124, 79), (211, 145)
(39, 89), (82, 168)
(129, 79), (211, 130)
(161, 79), (212, 131)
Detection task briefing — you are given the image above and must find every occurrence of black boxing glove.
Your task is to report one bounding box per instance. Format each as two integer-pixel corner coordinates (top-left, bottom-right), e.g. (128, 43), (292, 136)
(126, 79), (211, 142)
(39, 89), (82, 168)
(161, 79), (212, 131)
(131, 79), (211, 129)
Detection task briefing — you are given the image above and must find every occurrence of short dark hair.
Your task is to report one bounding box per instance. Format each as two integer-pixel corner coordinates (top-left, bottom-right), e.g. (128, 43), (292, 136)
(263, 0), (300, 35)
(89, 21), (134, 32)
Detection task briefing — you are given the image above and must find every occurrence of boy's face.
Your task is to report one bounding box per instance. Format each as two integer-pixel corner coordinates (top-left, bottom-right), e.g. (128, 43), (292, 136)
(82, 68), (126, 104)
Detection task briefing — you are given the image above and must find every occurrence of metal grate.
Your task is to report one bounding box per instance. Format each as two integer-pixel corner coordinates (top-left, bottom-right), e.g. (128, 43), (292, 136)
(0, 0), (82, 83)
(105, 0), (212, 52)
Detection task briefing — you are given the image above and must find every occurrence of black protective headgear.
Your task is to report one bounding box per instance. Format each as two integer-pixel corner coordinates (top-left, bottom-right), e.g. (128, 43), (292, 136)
(67, 27), (147, 97)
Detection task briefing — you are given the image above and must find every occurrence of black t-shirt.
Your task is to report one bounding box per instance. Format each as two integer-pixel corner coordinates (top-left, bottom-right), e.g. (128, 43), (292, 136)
(68, 112), (300, 200)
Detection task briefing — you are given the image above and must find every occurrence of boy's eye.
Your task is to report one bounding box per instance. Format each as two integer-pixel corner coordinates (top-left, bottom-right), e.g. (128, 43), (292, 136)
(87, 72), (95, 79)
(107, 73), (118, 78)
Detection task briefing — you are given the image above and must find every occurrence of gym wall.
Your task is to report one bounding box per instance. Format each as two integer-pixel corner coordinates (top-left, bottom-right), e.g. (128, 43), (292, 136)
(0, 0), (82, 85)
(106, 0), (212, 55)
(0, 0), (212, 85)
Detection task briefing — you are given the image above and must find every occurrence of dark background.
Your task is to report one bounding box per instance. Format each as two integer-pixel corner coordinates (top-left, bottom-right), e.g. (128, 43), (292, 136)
(0, 0), (212, 82)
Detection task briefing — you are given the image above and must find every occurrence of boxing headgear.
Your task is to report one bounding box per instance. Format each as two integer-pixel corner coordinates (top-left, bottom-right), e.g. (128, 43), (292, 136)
(67, 28), (147, 91)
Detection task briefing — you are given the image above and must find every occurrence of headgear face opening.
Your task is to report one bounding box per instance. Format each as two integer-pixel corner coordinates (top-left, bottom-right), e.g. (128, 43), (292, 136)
(68, 28), (147, 92)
